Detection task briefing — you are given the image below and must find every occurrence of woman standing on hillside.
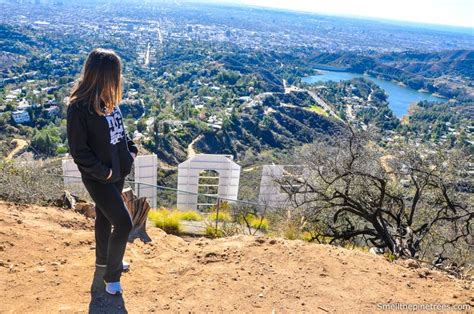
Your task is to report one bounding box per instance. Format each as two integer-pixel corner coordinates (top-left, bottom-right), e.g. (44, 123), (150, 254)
(66, 48), (138, 295)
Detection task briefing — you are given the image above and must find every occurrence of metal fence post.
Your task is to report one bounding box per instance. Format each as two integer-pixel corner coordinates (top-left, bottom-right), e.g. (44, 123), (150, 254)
(215, 197), (221, 234)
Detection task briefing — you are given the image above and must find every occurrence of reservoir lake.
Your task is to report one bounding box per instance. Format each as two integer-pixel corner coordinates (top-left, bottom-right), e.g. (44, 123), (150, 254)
(302, 69), (445, 117)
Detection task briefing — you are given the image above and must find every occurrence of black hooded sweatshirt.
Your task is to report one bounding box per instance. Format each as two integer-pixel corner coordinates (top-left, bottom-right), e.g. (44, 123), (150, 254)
(67, 102), (138, 183)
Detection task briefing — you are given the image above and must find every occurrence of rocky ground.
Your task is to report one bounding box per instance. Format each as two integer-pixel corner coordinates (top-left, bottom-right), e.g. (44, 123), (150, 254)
(0, 201), (472, 313)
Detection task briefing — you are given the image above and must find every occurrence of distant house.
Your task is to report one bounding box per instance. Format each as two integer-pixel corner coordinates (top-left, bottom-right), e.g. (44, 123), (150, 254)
(161, 119), (183, 129)
(194, 104), (205, 110)
(238, 96), (251, 103)
(42, 86), (60, 94)
(46, 99), (59, 106)
(12, 110), (31, 124)
(17, 99), (31, 111)
(127, 89), (138, 97)
(5, 94), (17, 102)
(44, 105), (60, 118)
(209, 123), (222, 130)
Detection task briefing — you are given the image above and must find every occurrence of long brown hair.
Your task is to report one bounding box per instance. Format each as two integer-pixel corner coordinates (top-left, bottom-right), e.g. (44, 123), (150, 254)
(68, 48), (122, 115)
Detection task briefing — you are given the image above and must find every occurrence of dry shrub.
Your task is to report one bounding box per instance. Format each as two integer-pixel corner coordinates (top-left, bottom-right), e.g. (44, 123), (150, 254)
(0, 160), (63, 205)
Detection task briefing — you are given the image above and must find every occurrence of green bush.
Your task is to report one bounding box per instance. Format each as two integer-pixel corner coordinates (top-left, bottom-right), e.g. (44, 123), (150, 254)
(148, 209), (182, 235)
(249, 216), (269, 231)
(178, 210), (203, 221)
(237, 214), (269, 232)
(208, 211), (232, 222)
(384, 252), (397, 262)
(205, 225), (225, 238)
(31, 125), (62, 156)
(302, 231), (332, 243)
(56, 145), (68, 155)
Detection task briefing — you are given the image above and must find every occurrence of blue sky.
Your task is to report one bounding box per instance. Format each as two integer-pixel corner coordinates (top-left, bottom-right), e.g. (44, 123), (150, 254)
(204, 0), (474, 28)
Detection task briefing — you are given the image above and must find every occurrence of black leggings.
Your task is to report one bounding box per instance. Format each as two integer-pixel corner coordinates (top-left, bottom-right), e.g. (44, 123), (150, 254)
(82, 177), (133, 282)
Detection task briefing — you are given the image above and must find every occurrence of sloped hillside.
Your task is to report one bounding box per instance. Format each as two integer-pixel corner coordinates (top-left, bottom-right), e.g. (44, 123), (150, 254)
(382, 50), (474, 79)
(0, 201), (472, 313)
(194, 98), (342, 161)
(151, 97), (342, 165)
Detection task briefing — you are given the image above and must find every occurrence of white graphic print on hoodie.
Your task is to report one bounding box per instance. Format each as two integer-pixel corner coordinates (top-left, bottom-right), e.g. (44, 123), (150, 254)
(105, 107), (125, 145)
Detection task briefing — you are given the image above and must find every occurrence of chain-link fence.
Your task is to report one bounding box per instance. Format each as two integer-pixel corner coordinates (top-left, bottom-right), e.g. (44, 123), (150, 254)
(0, 160), (282, 237)
(58, 174), (276, 237)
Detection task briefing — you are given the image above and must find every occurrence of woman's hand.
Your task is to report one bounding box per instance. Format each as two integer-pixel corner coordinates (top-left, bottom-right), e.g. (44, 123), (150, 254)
(130, 152), (137, 160)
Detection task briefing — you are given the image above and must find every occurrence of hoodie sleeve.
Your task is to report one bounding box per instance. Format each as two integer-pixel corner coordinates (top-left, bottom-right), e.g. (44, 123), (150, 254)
(67, 105), (111, 180)
(126, 133), (139, 155)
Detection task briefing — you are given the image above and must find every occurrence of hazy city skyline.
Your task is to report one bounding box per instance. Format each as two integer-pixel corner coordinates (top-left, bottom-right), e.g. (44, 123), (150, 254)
(202, 0), (474, 28)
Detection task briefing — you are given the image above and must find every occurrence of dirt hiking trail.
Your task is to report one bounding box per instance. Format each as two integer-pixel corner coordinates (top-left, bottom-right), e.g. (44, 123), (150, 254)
(0, 202), (472, 313)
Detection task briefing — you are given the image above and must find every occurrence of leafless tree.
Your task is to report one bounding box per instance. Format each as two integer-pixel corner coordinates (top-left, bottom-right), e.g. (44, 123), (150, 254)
(276, 128), (473, 265)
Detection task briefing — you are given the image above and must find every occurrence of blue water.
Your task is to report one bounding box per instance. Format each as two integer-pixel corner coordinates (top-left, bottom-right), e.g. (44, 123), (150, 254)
(302, 70), (446, 117)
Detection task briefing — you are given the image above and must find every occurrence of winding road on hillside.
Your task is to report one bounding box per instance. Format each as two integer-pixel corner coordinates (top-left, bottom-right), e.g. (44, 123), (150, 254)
(284, 80), (341, 120)
(187, 134), (203, 158)
(5, 139), (28, 160)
